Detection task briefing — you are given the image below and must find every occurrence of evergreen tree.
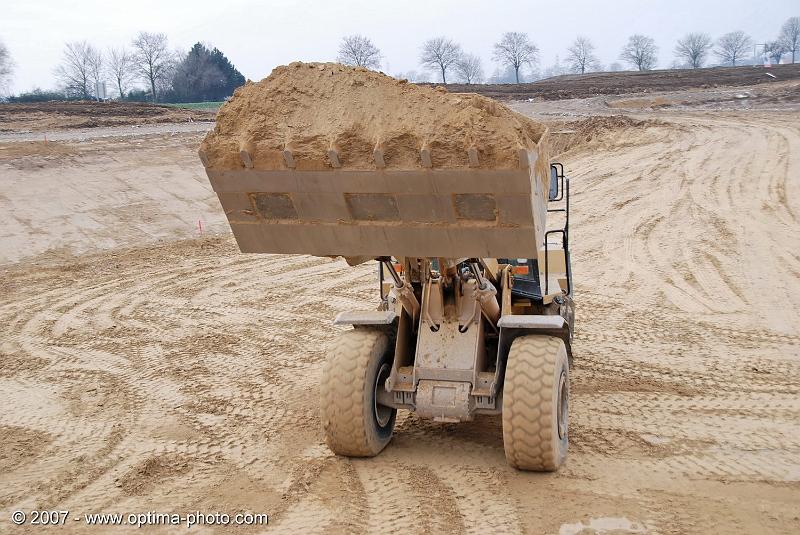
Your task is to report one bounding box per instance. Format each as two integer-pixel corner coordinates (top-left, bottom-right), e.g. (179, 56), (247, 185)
(210, 47), (245, 98)
(168, 43), (245, 102)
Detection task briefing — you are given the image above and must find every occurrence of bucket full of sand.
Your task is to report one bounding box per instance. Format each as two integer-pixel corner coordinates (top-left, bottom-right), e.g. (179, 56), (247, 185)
(199, 62), (552, 259)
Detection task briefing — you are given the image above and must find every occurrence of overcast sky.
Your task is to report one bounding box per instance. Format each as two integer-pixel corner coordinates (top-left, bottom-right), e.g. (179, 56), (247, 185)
(2, 0), (798, 93)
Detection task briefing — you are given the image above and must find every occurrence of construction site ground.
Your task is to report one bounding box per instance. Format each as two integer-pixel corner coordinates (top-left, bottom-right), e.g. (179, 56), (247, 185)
(0, 101), (215, 132)
(1, 80), (799, 534)
(440, 63), (800, 101)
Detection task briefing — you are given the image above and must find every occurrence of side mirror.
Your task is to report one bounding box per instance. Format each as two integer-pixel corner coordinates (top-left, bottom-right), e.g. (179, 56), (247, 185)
(549, 165), (559, 201)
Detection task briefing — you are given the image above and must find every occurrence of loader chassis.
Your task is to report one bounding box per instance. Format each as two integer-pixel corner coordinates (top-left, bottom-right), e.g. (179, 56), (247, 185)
(205, 142), (575, 470)
(334, 253), (574, 422)
(324, 163), (574, 471)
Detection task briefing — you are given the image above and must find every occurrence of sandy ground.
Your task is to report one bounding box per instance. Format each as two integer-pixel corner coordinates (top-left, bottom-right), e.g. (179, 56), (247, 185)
(1, 92), (799, 534)
(0, 129), (224, 264)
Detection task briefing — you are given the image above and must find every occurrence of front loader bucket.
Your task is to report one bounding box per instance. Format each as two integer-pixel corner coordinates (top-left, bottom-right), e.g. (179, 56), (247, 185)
(203, 147), (549, 260)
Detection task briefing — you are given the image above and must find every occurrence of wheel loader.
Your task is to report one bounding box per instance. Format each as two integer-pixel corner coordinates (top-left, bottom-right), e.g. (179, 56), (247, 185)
(199, 66), (574, 471)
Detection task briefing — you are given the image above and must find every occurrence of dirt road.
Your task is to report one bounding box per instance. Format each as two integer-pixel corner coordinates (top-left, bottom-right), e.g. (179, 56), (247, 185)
(1, 106), (799, 533)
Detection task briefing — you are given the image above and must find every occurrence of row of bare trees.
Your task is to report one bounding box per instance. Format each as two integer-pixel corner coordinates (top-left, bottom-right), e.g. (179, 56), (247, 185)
(54, 32), (174, 100)
(673, 18), (799, 70)
(675, 31), (755, 69)
(338, 16), (799, 84)
(604, 17), (800, 71)
(617, 21), (799, 72)
(3, 15), (798, 97)
(418, 32), (540, 83)
(338, 32), (539, 84)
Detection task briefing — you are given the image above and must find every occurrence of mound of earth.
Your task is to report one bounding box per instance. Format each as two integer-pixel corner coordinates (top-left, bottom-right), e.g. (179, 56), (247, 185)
(547, 115), (668, 156)
(200, 62), (547, 171)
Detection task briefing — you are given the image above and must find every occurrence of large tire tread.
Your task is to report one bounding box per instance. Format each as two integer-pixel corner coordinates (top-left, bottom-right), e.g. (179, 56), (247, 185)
(502, 335), (568, 471)
(321, 329), (391, 457)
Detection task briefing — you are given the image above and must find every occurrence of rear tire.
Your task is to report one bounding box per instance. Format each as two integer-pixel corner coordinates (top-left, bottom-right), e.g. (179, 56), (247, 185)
(321, 329), (396, 457)
(502, 335), (569, 471)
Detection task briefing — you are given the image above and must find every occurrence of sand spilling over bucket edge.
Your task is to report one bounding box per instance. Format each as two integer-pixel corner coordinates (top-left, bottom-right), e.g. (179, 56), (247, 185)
(199, 62), (547, 171)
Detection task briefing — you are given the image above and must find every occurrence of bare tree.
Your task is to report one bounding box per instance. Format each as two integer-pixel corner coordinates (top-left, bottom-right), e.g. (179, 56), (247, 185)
(715, 31), (752, 66)
(54, 41), (97, 98)
(566, 36), (598, 74)
(674, 32), (713, 68)
(420, 37), (462, 83)
(106, 47), (135, 99)
(156, 53), (179, 98)
(87, 47), (104, 100)
(132, 31), (174, 102)
(454, 53), (484, 84)
(764, 41), (786, 64)
(337, 35), (382, 69)
(780, 16), (800, 63)
(0, 40), (13, 96)
(620, 35), (658, 71)
(493, 32), (538, 83)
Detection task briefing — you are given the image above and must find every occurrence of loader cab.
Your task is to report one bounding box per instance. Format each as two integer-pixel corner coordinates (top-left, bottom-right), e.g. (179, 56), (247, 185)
(506, 258), (543, 300)
(502, 162), (572, 302)
(549, 164), (560, 201)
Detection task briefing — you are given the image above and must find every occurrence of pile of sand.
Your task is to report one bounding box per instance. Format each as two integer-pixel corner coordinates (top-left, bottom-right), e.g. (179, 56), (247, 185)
(200, 62), (546, 171)
(547, 115), (667, 156)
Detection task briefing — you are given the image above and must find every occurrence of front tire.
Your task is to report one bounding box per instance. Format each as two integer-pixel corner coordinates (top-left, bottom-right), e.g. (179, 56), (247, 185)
(502, 335), (569, 471)
(321, 329), (396, 457)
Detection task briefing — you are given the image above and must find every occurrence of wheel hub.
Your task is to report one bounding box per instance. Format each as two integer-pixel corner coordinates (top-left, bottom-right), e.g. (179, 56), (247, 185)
(374, 363), (392, 428)
(557, 370), (568, 440)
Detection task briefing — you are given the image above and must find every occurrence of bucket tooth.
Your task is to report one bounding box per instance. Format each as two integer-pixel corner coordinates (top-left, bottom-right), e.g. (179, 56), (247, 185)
(198, 149), (210, 168)
(373, 143), (386, 168)
(239, 142), (254, 169)
(468, 146), (479, 167)
(283, 147), (296, 168)
(420, 144), (432, 168)
(517, 148), (530, 169)
(327, 144), (342, 168)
